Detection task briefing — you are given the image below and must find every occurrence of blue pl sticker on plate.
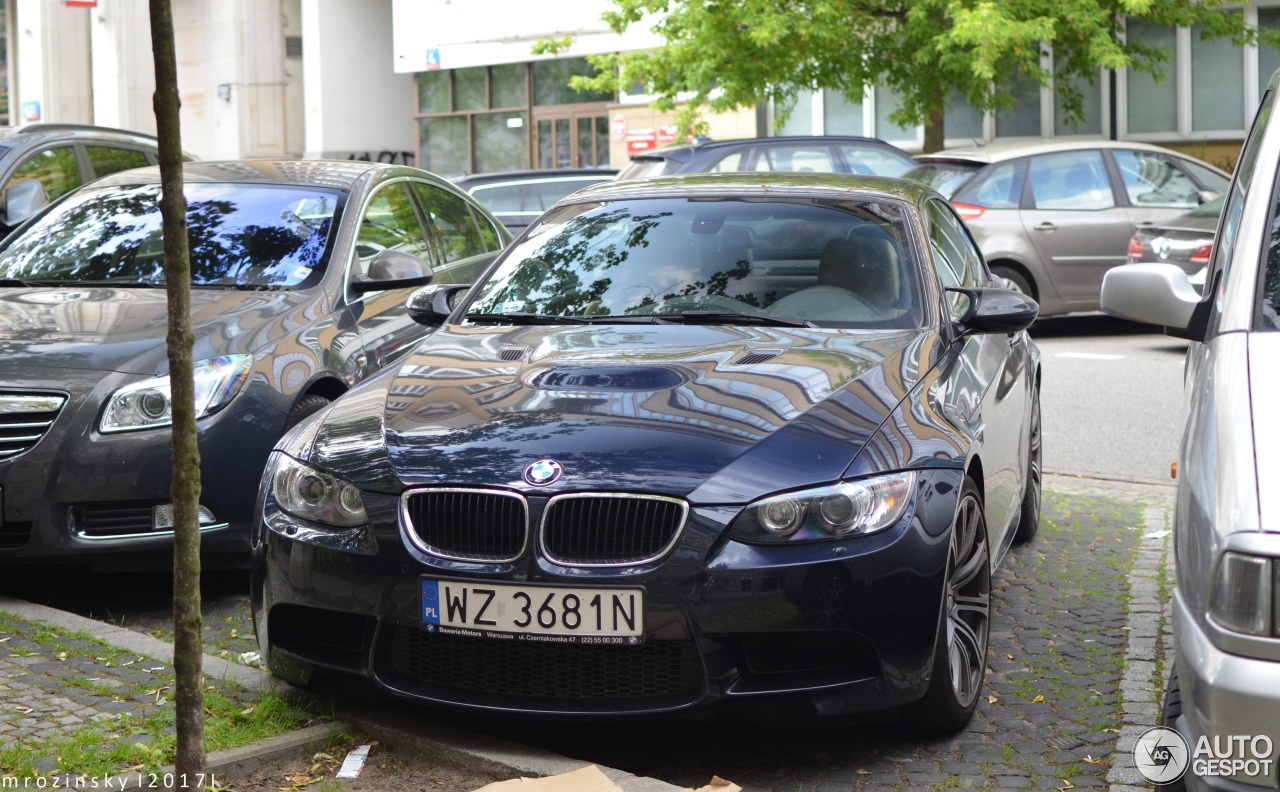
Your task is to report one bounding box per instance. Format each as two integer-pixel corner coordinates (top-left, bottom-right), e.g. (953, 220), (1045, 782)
(421, 580), (440, 624)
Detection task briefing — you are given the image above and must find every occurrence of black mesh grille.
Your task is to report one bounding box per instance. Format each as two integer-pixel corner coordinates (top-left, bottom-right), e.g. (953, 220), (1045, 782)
(72, 504), (156, 537)
(0, 393), (64, 462)
(542, 496), (686, 565)
(404, 490), (526, 561)
(498, 346), (527, 361)
(388, 626), (703, 699)
(734, 351), (781, 365)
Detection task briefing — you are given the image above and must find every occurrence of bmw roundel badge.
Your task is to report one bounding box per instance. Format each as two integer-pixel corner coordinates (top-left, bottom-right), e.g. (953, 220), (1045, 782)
(523, 459), (563, 486)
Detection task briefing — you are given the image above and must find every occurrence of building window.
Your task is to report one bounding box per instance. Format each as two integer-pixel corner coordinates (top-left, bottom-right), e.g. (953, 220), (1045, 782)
(824, 91), (865, 135)
(1125, 20), (1179, 134)
(532, 57), (612, 106)
(1191, 13), (1245, 132)
(995, 67), (1043, 137)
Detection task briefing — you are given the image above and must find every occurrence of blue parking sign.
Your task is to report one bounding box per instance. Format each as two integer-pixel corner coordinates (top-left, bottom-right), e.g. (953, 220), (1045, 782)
(425, 48), (441, 71)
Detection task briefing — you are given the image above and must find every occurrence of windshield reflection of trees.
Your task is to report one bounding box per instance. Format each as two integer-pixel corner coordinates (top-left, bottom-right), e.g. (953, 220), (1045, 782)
(472, 208), (768, 316)
(0, 185), (333, 288)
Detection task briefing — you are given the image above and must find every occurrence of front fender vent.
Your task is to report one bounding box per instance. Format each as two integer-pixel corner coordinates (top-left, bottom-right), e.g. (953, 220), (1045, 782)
(498, 346), (529, 362)
(733, 350), (782, 365)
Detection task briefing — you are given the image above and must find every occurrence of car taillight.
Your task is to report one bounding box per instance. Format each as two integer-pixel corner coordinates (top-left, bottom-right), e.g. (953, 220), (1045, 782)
(951, 202), (985, 222)
(1190, 242), (1213, 265)
(1127, 235), (1144, 261)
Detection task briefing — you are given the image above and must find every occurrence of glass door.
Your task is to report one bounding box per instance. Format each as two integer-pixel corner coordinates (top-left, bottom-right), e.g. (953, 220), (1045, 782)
(536, 112), (610, 169)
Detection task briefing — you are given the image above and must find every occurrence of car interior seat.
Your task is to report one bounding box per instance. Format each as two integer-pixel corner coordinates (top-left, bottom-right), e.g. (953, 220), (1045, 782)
(818, 238), (901, 308)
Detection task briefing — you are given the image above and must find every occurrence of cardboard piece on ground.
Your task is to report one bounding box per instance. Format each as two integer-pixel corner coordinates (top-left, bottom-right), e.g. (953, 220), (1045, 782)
(472, 765), (622, 792)
(685, 777), (742, 792)
(470, 765), (742, 792)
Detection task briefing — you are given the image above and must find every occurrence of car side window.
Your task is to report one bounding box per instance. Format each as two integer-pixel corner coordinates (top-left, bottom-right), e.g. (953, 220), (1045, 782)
(839, 145), (913, 177)
(707, 152), (744, 173)
(1179, 159), (1230, 195)
(927, 199), (985, 319)
(1027, 150), (1115, 211)
(353, 182), (433, 277)
(85, 146), (150, 179)
(411, 182), (487, 262)
(1113, 150), (1201, 209)
(754, 145), (838, 173)
(9, 147), (81, 202)
(955, 160), (1027, 209)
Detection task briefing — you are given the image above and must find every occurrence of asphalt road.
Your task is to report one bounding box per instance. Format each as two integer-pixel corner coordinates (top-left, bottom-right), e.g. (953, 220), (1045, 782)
(1029, 313), (1188, 484)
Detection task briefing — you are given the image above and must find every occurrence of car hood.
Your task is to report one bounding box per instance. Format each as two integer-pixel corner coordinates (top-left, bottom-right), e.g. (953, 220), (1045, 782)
(0, 286), (320, 375)
(306, 324), (943, 504)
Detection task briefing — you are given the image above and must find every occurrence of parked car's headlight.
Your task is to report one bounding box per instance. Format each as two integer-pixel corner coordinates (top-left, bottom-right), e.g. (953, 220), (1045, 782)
(268, 452), (367, 527)
(731, 471), (917, 543)
(1208, 551), (1276, 636)
(100, 355), (252, 433)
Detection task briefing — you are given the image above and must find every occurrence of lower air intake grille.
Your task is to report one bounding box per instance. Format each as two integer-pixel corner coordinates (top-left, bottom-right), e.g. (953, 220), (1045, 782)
(0, 393), (65, 462)
(71, 504), (156, 537)
(402, 489), (527, 562)
(388, 626), (703, 699)
(541, 495), (687, 566)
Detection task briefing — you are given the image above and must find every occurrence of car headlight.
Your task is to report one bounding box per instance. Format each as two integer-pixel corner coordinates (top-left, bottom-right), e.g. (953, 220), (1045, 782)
(99, 355), (252, 433)
(731, 471), (917, 543)
(268, 452), (367, 527)
(1208, 551), (1275, 636)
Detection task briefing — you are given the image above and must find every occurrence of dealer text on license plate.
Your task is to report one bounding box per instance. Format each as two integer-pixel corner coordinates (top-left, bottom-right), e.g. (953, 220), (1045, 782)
(421, 579), (644, 645)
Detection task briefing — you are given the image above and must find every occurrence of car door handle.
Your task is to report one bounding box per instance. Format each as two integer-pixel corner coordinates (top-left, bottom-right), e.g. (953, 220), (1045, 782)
(1033, 222), (1056, 231)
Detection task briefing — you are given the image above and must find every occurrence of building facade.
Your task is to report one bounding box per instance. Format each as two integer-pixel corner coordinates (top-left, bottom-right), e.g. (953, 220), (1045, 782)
(6, 1), (1280, 174)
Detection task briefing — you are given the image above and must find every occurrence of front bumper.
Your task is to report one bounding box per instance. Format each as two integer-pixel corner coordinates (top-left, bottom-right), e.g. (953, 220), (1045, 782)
(253, 468), (963, 718)
(1173, 589), (1280, 790)
(0, 368), (287, 569)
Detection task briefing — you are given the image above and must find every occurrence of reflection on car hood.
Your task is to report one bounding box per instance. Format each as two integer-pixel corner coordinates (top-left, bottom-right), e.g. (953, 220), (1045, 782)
(308, 324), (942, 503)
(0, 286), (317, 374)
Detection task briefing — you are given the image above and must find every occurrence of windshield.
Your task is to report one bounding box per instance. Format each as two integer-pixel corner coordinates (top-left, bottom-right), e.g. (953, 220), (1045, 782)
(0, 183), (343, 288)
(905, 161), (983, 198)
(465, 197), (924, 329)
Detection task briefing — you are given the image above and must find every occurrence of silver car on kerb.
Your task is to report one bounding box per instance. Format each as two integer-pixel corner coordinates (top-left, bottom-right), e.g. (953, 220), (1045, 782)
(1102, 72), (1280, 791)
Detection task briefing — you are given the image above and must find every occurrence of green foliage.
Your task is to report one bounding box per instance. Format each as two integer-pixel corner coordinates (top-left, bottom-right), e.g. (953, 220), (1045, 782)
(537, 0), (1280, 146)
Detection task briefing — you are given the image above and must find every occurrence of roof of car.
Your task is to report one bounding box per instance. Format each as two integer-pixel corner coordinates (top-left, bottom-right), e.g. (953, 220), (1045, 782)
(561, 171), (937, 204)
(89, 159), (395, 191)
(0, 123), (160, 146)
(914, 138), (1211, 166)
(634, 135), (902, 159)
(453, 168), (617, 189)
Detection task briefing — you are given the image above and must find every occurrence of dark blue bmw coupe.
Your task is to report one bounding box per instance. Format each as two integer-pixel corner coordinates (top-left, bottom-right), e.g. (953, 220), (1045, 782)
(252, 172), (1042, 728)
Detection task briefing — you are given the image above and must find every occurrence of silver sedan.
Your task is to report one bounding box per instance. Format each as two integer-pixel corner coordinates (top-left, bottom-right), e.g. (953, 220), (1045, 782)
(910, 140), (1229, 317)
(1101, 71), (1280, 791)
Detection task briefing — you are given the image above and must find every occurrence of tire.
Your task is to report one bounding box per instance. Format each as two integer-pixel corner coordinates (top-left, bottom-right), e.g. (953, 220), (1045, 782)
(912, 478), (991, 731)
(992, 265), (1034, 300)
(284, 394), (331, 431)
(1156, 663), (1187, 792)
(1014, 386), (1042, 543)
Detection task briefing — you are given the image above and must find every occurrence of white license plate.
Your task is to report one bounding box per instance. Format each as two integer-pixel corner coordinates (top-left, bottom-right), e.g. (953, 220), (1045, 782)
(421, 579), (644, 645)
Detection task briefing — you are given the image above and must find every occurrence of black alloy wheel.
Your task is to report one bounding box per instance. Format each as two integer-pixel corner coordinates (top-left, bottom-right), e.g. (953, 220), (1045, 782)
(914, 478), (991, 730)
(1015, 387), (1042, 543)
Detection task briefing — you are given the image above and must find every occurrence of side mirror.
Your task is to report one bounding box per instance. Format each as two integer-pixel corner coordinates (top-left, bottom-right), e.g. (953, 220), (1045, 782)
(350, 249), (434, 294)
(4, 180), (49, 227)
(949, 287), (1039, 334)
(1101, 263), (1201, 338)
(407, 283), (471, 326)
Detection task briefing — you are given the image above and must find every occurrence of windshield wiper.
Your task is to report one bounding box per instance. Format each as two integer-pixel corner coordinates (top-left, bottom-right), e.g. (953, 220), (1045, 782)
(464, 312), (589, 325)
(659, 311), (817, 328)
(0, 278), (56, 287)
(49, 279), (168, 288)
(193, 283), (285, 291)
(579, 315), (663, 324)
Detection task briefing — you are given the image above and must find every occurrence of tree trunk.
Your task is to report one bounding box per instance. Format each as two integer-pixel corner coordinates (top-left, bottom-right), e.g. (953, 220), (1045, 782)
(147, 0), (204, 785)
(923, 106), (945, 154)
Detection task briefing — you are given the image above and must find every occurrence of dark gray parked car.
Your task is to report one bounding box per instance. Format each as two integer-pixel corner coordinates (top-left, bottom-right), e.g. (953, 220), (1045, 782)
(0, 160), (507, 569)
(618, 136), (917, 181)
(0, 123), (166, 237)
(453, 168), (616, 235)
